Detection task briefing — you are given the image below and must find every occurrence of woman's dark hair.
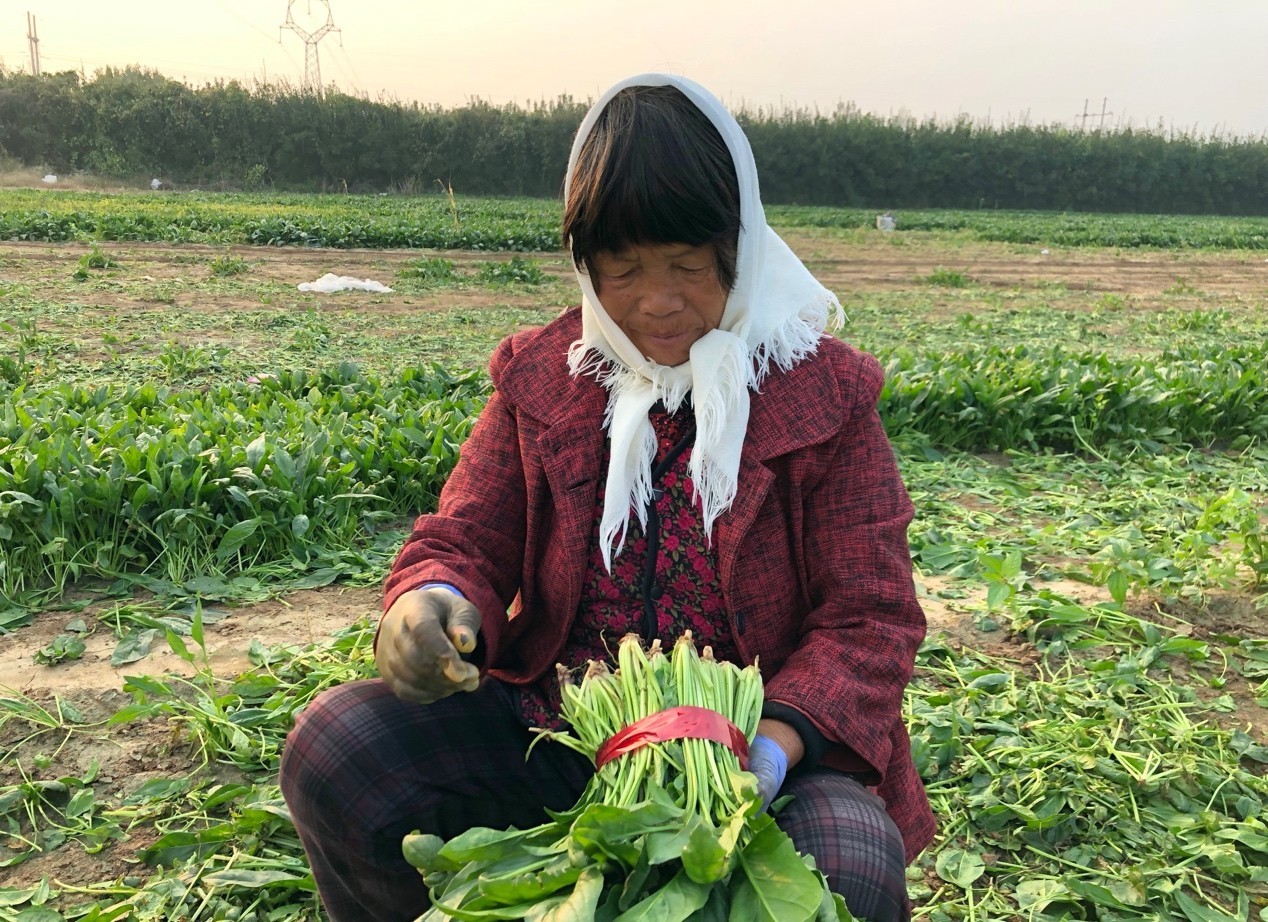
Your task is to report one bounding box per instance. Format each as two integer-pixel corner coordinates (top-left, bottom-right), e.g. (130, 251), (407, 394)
(563, 85), (741, 292)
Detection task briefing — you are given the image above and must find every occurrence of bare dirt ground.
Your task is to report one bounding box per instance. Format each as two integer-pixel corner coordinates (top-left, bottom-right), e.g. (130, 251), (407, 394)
(0, 586), (381, 889)
(0, 239), (574, 319)
(6, 232), (1268, 314)
(0, 587), (381, 694)
(783, 229), (1268, 295)
(0, 169), (134, 193)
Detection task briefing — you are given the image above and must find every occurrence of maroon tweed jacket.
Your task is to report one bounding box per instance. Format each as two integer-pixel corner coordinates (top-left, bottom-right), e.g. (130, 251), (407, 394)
(384, 307), (936, 863)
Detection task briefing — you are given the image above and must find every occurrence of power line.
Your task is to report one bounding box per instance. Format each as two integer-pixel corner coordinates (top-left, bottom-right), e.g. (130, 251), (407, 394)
(332, 42), (362, 92)
(212, 0), (285, 46)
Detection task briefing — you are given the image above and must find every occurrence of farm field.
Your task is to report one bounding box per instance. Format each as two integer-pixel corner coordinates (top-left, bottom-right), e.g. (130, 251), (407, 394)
(0, 191), (1266, 921)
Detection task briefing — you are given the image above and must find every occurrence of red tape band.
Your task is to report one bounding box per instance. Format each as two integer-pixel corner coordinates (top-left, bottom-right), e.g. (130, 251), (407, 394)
(594, 705), (750, 771)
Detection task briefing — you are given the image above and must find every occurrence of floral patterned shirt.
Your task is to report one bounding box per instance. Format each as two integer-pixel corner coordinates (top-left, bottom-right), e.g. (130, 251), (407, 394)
(516, 403), (740, 730)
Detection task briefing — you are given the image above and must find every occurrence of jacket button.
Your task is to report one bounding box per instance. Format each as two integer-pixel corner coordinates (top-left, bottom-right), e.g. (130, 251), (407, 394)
(735, 610), (746, 634)
(651, 585), (664, 600)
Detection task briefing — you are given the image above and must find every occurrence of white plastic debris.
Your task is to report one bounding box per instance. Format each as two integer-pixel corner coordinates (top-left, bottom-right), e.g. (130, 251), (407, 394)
(151, 178), (162, 190)
(876, 212), (896, 232)
(42, 174), (57, 184)
(1041, 249), (1050, 255)
(298, 273), (394, 294)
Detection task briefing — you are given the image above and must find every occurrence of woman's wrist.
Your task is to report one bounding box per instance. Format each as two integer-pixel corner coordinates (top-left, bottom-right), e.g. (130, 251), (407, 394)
(756, 717), (805, 770)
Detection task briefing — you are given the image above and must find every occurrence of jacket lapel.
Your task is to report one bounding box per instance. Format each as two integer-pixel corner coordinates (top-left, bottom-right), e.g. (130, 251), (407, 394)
(716, 344), (841, 585)
(497, 315), (607, 622)
(715, 453), (774, 590)
(539, 415), (604, 575)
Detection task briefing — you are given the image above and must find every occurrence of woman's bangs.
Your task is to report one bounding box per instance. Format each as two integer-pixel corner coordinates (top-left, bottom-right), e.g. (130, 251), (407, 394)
(594, 170), (724, 253)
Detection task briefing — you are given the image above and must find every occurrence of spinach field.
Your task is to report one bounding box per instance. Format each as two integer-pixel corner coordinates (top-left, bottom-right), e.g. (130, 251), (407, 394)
(0, 191), (1265, 921)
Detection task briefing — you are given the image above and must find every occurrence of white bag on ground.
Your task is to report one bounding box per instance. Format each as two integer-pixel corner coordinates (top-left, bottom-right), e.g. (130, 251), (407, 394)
(298, 273), (394, 294)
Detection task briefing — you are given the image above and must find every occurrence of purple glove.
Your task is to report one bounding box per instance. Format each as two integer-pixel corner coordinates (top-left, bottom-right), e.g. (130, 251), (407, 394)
(749, 734), (789, 812)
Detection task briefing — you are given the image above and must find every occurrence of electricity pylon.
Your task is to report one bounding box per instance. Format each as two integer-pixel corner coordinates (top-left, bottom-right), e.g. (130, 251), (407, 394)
(280, 1), (340, 97)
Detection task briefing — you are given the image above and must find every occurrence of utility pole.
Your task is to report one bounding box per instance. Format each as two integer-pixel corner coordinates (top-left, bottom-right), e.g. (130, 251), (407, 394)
(280, 1), (340, 98)
(26, 12), (41, 76)
(1095, 97), (1113, 130)
(1075, 98), (1113, 131)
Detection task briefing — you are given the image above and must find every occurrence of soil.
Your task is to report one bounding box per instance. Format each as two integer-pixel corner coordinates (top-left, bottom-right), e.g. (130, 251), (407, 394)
(9, 235), (1268, 295)
(0, 239), (574, 318)
(0, 587), (379, 878)
(783, 231), (1268, 295)
(0, 587), (381, 694)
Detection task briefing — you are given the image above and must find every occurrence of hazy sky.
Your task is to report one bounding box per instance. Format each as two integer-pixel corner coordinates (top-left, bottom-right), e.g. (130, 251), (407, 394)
(7, 1), (1268, 136)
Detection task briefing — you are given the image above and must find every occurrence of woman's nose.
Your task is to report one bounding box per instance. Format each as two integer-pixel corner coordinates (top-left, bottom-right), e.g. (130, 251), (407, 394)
(638, 277), (685, 316)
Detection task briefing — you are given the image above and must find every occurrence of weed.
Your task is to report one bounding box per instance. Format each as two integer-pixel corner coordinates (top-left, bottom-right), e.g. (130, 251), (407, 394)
(0, 318), (37, 384)
(1167, 307), (1230, 332)
(73, 246), (122, 280)
(476, 256), (548, 286)
(209, 253), (250, 277)
(922, 267), (972, 288)
(156, 341), (229, 382)
(1164, 276), (1199, 295)
(398, 256), (459, 284)
(80, 246), (120, 270)
(288, 310), (332, 352)
(437, 178), (460, 230)
(33, 634), (87, 666)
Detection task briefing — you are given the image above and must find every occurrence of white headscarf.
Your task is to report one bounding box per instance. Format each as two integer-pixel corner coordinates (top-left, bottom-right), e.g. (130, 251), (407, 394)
(565, 73), (844, 570)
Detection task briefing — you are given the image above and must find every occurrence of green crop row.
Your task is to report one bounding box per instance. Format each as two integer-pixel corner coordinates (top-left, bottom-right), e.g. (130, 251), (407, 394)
(773, 206), (1268, 249)
(0, 191), (560, 251)
(881, 342), (1268, 453)
(3, 344), (1263, 611)
(11, 189), (1268, 250)
(0, 364), (486, 612)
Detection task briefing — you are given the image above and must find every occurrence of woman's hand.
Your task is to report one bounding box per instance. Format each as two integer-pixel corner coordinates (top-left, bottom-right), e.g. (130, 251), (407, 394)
(376, 588), (482, 705)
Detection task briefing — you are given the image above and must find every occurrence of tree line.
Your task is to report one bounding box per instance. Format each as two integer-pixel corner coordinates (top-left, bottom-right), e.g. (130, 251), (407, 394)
(3, 67), (1267, 214)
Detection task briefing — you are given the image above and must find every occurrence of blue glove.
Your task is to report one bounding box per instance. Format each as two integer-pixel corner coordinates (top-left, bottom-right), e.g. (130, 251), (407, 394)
(749, 734), (789, 813)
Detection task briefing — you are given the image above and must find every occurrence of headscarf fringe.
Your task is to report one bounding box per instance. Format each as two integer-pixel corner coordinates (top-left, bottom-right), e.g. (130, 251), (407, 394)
(751, 292), (845, 384)
(596, 382), (660, 569)
(694, 453), (736, 541)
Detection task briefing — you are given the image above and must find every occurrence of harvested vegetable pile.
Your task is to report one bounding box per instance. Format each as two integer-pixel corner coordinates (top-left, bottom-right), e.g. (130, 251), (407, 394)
(403, 633), (856, 921)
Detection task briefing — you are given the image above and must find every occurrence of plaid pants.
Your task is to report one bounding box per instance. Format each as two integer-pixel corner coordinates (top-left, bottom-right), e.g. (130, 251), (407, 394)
(279, 678), (909, 922)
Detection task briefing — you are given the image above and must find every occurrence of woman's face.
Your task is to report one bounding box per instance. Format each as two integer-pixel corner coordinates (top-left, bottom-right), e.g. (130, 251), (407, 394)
(591, 242), (728, 367)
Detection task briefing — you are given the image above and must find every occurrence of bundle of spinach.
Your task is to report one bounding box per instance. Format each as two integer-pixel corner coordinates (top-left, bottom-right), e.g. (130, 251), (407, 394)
(403, 633), (860, 921)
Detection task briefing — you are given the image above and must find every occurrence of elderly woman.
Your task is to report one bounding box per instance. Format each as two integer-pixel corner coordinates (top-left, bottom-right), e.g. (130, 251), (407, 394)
(279, 73), (935, 921)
